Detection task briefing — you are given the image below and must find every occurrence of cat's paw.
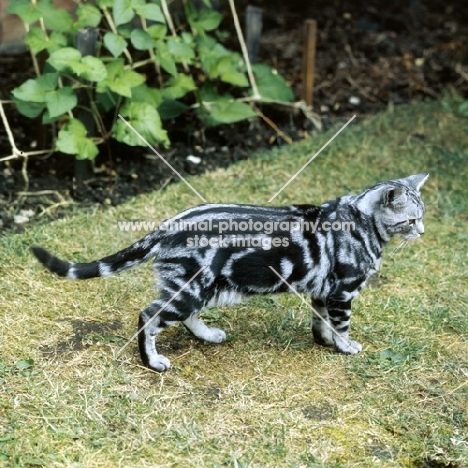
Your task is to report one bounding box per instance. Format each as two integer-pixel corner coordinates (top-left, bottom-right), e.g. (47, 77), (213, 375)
(147, 354), (171, 372)
(204, 327), (227, 344)
(333, 336), (362, 355)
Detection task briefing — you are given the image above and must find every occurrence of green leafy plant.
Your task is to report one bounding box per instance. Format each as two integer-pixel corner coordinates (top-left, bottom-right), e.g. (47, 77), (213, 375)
(8, 0), (293, 160)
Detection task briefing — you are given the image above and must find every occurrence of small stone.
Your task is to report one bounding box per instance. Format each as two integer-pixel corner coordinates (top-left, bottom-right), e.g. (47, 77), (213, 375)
(283, 42), (299, 59)
(186, 155), (202, 165)
(14, 209), (35, 224)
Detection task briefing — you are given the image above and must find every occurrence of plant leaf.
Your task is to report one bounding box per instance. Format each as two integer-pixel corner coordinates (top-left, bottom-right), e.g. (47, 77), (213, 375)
(207, 101), (256, 125)
(24, 28), (67, 56)
(113, 0), (134, 26)
(198, 36), (232, 77)
(15, 359), (34, 371)
(252, 64), (294, 102)
(134, 3), (164, 22)
(158, 99), (189, 119)
(56, 118), (99, 160)
(96, 92), (118, 112)
(97, 0), (114, 7)
(14, 99), (45, 118)
(155, 40), (177, 76)
(147, 24), (167, 41)
(75, 3), (102, 28)
(162, 74), (196, 100)
(379, 349), (406, 363)
(80, 56), (107, 82)
(97, 60), (145, 98)
(167, 38), (195, 62)
(114, 102), (169, 147)
(47, 31), (68, 53)
(24, 27), (48, 54)
(121, 69), (146, 88)
(103, 32), (127, 58)
(7, 0), (42, 24)
(193, 9), (222, 32)
(48, 47), (82, 72)
(37, 0), (73, 33)
(12, 73), (58, 102)
(44, 87), (77, 118)
(131, 84), (163, 107)
(220, 71), (249, 87)
(457, 101), (468, 117)
(199, 81), (230, 102)
(130, 29), (154, 51)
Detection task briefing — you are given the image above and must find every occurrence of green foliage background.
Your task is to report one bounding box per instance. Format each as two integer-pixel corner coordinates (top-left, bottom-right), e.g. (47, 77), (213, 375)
(8, 0), (293, 159)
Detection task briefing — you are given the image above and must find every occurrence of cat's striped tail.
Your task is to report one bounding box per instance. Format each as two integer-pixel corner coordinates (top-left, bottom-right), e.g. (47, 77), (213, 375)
(31, 230), (161, 280)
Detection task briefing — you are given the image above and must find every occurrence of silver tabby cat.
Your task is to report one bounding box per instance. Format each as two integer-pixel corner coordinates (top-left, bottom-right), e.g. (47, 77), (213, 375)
(32, 174), (428, 372)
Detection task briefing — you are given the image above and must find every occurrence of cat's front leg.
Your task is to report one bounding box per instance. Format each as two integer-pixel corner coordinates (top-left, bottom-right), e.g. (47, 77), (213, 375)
(311, 298), (333, 346)
(327, 298), (362, 355)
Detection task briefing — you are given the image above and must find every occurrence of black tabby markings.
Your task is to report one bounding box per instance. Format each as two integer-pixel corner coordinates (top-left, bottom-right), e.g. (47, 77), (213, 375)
(31, 247), (72, 277)
(31, 174), (429, 372)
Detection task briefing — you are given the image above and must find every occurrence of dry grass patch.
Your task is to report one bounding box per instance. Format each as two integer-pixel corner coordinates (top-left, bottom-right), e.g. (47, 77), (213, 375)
(1, 99), (467, 467)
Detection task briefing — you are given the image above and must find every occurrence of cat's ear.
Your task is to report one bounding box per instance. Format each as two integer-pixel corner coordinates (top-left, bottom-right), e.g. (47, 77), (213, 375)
(383, 187), (407, 207)
(404, 173), (429, 192)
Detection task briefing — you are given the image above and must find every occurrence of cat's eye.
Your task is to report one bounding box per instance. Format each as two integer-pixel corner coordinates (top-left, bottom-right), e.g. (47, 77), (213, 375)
(407, 219), (416, 225)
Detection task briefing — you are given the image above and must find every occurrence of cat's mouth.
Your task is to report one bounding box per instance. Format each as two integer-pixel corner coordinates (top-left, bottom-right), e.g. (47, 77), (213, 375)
(393, 230), (421, 242)
(400, 233), (421, 241)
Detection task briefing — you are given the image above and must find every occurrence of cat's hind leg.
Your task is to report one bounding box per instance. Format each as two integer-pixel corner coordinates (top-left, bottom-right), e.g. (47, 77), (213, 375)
(138, 278), (207, 371)
(138, 299), (176, 372)
(137, 286), (226, 371)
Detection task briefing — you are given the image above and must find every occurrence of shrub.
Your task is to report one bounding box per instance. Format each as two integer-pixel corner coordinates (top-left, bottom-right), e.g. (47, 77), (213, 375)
(8, 0), (293, 160)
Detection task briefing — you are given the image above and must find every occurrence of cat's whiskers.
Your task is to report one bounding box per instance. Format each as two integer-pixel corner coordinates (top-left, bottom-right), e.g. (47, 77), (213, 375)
(390, 240), (408, 256)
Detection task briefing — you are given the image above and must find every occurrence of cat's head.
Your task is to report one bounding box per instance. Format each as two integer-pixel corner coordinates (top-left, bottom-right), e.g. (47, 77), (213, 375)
(357, 174), (429, 242)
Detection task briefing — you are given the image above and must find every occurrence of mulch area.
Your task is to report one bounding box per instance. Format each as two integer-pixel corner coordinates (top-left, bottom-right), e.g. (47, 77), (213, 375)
(1, 0), (467, 230)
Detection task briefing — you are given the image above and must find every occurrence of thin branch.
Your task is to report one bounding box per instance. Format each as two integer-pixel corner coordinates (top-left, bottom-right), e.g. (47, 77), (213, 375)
(160, 0), (177, 38)
(0, 100), (21, 157)
(455, 63), (468, 83)
(252, 103), (293, 145)
(126, 58), (156, 71)
(228, 0), (260, 100)
(17, 190), (66, 200)
(0, 150), (54, 163)
(102, 6), (133, 65)
(160, 0), (190, 73)
(26, 0), (44, 76)
(38, 201), (73, 217)
(0, 101), (54, 165)
(140, 15), (163, 86)
(21, 155), (29, 190)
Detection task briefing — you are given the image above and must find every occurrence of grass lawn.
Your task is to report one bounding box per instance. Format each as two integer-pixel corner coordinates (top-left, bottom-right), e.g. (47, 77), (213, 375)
(0, 99), (467, 467)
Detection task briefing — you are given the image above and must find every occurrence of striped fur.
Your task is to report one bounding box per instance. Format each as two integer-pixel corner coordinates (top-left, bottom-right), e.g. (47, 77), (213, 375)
(31, 174), (429, 372)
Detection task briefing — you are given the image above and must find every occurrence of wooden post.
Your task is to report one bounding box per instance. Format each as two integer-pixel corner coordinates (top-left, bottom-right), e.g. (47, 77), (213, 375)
(74, 28), (99, 183)
(301, 19), (317, 107)
(245, 6), (263, 64)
